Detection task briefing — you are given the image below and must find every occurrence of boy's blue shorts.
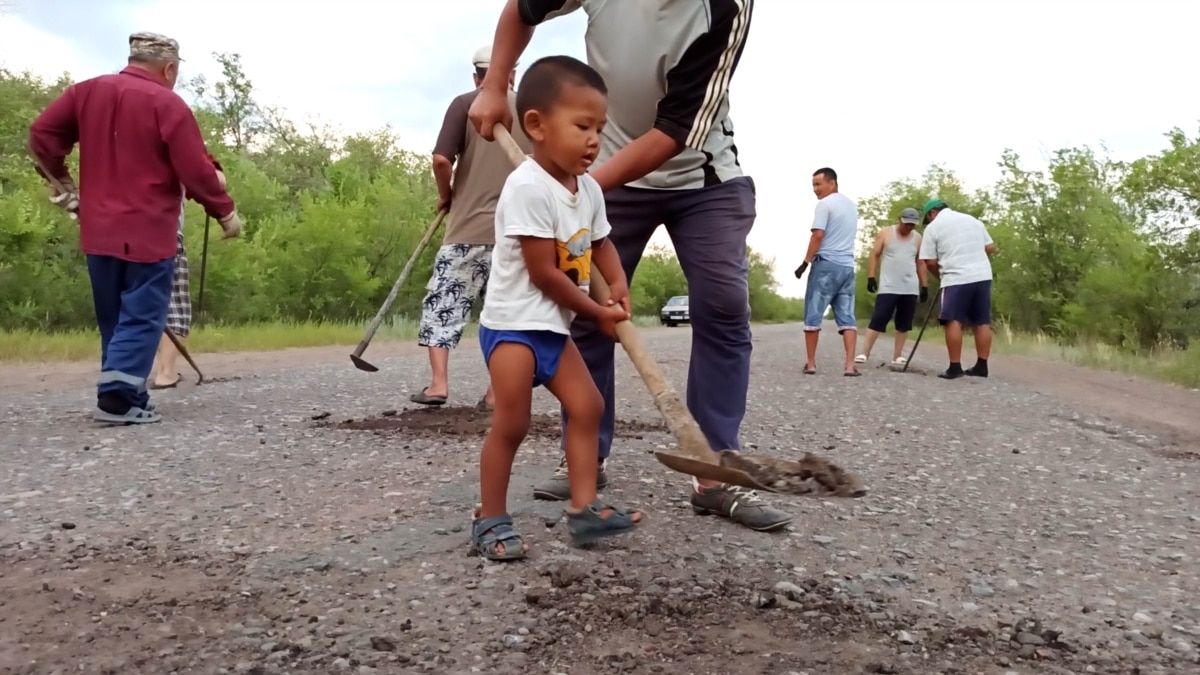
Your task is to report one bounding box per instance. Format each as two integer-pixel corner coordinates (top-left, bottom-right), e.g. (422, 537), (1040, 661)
(479, 327), (568, 388)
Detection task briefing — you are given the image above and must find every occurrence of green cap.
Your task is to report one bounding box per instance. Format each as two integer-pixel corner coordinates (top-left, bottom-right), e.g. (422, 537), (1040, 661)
(921, 198), (947, 220)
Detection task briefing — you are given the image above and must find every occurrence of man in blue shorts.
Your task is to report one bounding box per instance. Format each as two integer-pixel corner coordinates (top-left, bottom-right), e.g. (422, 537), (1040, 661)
(918, 199), (997, 379)
(795, 167), (861, 376)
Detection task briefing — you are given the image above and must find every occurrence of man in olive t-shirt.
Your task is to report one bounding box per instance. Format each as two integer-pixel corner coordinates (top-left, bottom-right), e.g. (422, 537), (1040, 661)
(410, 45), (531, 409)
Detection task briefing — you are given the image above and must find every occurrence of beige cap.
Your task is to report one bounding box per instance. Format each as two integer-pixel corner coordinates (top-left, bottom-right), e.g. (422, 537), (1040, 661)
(472, 44), (517, 69)
(129, 31), (182, 61)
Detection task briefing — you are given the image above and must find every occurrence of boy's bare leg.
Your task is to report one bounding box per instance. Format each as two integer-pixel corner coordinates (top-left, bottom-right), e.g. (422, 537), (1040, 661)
(477, 342), (535, 556)
(546, 340), (642, 521)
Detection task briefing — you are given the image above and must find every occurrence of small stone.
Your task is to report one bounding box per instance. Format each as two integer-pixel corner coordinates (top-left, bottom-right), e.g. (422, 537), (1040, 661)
(1132, 611), (1153, 624)
(502, 634), (523, 648)
(1167, 638), (1193, 654)
(60, 522), (76, 530)
(1015, 632), (1044, 646)
(370, 636), (396, 652)
(773, 581), (805, 601)
(812, 535), (835, 545)
(968, 582), (994, 597)
(896, 630), (916, 644)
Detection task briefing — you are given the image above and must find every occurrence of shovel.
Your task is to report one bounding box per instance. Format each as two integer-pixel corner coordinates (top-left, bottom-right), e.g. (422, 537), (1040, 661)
(491, 127), (866, 498)
(350, 210), (447, 372)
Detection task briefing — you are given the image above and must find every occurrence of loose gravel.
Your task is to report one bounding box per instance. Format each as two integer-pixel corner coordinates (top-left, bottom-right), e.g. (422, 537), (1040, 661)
(1, 323), (1198, 674)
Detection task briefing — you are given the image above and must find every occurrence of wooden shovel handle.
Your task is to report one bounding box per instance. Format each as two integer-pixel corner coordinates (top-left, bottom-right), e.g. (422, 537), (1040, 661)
(492, 126), (718, 463)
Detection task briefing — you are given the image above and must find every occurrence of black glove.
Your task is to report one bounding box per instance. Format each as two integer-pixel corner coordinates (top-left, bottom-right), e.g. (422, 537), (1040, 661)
(867, 277), (877, 294)
(920, 286), (929, 303)
(793, 261), (809, 279)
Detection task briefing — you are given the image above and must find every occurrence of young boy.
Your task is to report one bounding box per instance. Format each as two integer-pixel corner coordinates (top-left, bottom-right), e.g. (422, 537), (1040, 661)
(471, 55), (643, 560)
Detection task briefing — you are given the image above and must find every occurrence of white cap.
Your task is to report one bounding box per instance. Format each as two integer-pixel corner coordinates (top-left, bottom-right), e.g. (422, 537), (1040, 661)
(472, 44), (517, 69)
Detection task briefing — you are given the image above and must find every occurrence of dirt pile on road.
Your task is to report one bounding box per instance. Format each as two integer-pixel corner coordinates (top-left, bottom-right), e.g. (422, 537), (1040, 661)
(317, 405), (666, 440)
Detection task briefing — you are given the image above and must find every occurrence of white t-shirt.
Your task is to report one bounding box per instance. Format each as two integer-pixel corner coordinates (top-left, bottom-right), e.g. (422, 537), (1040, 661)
(918, 208), (994, 287)
(480, 158), (612, 334)
(812, 192), (859, 269)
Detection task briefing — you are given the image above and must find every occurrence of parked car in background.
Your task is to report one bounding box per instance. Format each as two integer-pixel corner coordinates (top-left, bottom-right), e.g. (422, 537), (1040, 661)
(659, 295), (690, 327)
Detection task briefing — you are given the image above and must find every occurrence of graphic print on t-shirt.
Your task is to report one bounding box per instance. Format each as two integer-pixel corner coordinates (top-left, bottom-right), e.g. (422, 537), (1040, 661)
(556, 228), (592, 290)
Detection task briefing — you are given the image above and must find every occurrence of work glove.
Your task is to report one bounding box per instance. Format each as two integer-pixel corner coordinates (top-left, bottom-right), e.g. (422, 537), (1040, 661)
(48, 178), (80, 220)
(218, 210), (243, 239)
(793, 261), (809, 279)
(919, 286), (929, 303)
(867, 277), (877, 294)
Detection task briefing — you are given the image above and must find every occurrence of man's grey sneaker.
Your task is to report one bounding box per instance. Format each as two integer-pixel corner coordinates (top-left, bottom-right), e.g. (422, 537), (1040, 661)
(532, 457), (609, 501)
(690, 484), (792, 532)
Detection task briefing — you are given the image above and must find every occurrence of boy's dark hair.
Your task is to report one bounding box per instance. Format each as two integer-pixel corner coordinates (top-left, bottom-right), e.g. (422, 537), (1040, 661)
(475, 66), (488, 80)
(813, 167), (838, 182)
(515, 55), (607, 135)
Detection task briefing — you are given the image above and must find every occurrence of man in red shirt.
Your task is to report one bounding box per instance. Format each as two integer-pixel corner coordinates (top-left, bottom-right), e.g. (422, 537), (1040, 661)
(29, 32), (241, 425)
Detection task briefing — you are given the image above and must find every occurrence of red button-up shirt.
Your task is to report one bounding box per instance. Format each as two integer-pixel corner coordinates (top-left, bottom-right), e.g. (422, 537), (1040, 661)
(29, 67), (236, 263)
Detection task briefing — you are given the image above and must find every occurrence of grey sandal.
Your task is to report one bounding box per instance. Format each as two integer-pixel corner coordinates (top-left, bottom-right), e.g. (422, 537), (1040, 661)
(470, 513), (527, 561)
(93, 405), (162, 425)
(566, 499), (643, 547)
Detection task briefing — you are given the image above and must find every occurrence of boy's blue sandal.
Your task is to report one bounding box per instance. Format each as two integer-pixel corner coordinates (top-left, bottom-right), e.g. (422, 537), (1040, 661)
(470, 512), (527, 561)
(566, 499), (643, 547)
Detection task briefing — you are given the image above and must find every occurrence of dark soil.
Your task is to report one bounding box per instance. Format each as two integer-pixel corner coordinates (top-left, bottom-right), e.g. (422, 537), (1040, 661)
(318, 405), (667, 440)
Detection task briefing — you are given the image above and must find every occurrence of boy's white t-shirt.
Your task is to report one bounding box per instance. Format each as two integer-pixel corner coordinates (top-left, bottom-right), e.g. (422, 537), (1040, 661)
(480, 158), (612, 335)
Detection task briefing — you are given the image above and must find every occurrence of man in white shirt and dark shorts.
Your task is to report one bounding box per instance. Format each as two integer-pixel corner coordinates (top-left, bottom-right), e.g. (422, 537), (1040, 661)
(856, 207), (928, 367)
(918, 199), (997, 379)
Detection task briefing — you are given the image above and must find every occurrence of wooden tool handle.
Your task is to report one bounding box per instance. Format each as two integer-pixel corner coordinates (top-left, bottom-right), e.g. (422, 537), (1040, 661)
(492, 125), (717, 463)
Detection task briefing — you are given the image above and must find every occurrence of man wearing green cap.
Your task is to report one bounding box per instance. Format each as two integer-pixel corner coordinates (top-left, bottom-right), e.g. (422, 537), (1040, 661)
(918, 199), (996, 379)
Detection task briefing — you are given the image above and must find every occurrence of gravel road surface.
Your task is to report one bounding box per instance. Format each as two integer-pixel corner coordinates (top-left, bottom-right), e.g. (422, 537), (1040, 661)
(2, 323), (1199, 675)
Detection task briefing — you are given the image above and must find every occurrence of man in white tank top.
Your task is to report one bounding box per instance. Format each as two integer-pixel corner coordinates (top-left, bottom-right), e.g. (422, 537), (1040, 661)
(857, 207), (928, 365)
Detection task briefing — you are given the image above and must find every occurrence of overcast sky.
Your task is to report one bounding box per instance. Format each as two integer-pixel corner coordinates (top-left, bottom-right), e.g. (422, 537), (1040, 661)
(2, 0), (1197, 298)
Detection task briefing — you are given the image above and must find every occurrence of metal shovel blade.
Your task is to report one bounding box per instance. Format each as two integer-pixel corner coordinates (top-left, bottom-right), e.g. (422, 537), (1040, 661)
(350, 354), (379, 372)
(654, 451), (775, 491)
(655, 450), (869, 498)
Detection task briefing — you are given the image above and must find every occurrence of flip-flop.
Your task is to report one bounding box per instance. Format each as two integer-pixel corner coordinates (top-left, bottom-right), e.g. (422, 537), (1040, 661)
(475, 396), (495, 412)
(150, 373), (182, 390)
(410, 387), (447, 406)
(844, 369), (862, 377)
(803, 367), (817, 375)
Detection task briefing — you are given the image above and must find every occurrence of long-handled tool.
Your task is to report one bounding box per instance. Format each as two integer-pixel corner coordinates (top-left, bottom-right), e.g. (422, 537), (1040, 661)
(492, 126), (865, 498)
(901, 290), (939, 373)
(27, 145), (78, 220)
(28, 148), (208, 386)
(164, 327), (204, 384)
(196, 214), (212, 320)
(350, 210), (447, 372)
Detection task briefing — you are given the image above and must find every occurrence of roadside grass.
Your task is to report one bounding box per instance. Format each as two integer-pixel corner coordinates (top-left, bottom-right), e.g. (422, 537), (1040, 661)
(857, 320), (1200, 390)
(0, 315), (663, 364)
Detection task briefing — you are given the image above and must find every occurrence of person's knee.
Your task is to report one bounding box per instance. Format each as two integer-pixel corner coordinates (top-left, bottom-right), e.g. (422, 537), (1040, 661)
(563, 385), (604, 428)
(491, 414), (530, 446)
(692, 278), (751, 325)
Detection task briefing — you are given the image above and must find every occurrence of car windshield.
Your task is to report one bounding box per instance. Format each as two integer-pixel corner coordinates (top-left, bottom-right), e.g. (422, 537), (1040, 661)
(666, 296), (688, 306)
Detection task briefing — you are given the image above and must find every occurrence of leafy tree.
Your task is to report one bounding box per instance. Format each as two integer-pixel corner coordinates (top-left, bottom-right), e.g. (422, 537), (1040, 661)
(0, 61), (804, 332)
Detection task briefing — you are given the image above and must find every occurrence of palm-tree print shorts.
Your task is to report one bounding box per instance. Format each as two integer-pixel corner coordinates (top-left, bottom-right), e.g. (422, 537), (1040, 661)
(417, 243), (492, 350)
